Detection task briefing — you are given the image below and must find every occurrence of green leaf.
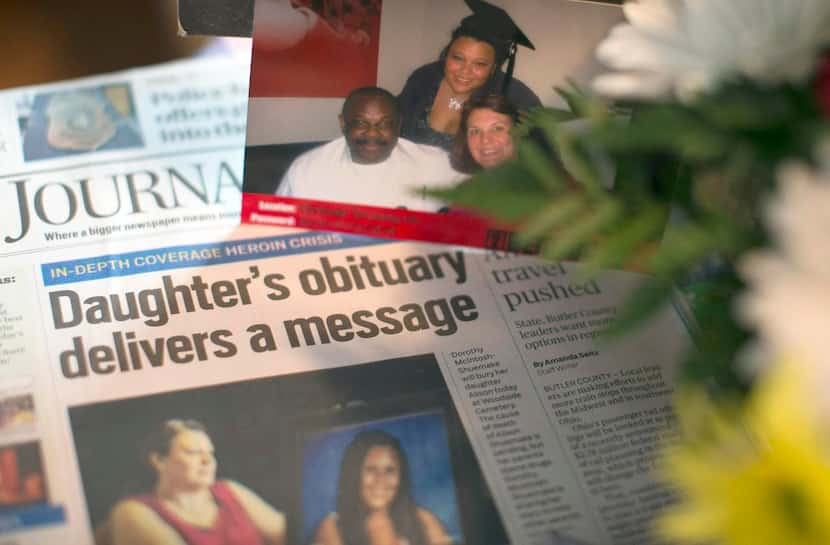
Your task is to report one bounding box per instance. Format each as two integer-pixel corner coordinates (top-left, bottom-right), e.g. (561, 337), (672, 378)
(523, 106), (578, 125)
(695, 82), (803, 131)
(679, 272), (751, 394)
(594, 106), (729, 161)
(607, 155), (665, 203)
(555, 82), (609, 121)
(555, 129), (604, 196)
(580, 202), (669, 274)
(515, 193), (588, 244)
(532, 114), (565, 161)
(425, 164), (547, 222)
(647, 220), (740, 278)
(691, 146), (757, 218)
(556, 85), (591, 118)
(516, 139), (568, 192)
(538, 198), (622, 260)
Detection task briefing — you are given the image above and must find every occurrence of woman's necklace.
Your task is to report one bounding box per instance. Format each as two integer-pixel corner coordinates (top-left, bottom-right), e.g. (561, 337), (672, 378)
(448, 96), (465, 111)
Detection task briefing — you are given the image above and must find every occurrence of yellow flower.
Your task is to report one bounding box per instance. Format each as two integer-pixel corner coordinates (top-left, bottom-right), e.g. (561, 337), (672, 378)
(656, 362), (830, 545)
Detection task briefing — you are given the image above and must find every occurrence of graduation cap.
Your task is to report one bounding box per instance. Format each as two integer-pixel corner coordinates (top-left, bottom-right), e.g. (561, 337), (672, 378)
(458, 0), (535, 92)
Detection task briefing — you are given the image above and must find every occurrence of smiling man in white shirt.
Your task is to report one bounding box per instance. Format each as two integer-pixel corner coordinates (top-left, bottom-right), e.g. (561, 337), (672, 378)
(276, 87), (463, 211)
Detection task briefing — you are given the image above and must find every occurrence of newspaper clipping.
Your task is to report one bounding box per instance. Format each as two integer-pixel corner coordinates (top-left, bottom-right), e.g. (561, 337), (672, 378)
(1, 55), (249, 257)
(1, 39), (685, 545)
(2, 221), (687, 545)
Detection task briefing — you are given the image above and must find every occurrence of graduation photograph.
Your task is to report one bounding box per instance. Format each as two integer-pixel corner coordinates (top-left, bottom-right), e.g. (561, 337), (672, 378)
(243, 0), (623, 246)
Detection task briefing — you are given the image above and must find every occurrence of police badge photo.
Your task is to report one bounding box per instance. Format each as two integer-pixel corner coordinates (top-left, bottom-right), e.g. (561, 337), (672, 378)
(20, 83), (144, 161)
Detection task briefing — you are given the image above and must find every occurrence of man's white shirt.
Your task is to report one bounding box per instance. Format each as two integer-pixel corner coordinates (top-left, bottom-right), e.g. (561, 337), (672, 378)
(276, 137), (465, 211)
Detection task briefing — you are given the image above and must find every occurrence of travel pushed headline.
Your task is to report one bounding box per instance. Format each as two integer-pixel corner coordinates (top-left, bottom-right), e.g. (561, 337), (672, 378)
(42, 234), (603, 379)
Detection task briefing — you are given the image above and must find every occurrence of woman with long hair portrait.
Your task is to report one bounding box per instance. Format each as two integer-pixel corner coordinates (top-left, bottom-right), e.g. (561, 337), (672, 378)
(314, 430), (451, 545)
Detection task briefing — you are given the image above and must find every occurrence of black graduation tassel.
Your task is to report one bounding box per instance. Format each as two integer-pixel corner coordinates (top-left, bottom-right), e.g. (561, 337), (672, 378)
(501, 42), (517, 94)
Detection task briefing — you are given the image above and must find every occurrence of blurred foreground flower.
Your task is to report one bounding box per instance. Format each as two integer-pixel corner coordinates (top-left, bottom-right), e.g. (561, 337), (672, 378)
(657, 362), (830, 545)
(737, 153), (830, 416)
(593, 0), (830, 100)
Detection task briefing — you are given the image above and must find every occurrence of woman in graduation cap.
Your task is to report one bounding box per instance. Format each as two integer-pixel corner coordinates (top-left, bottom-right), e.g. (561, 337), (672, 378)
(397, 0), (541, 151)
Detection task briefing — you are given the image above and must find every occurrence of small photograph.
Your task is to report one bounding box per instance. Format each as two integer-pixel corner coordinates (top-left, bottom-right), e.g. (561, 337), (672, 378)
(20, 83), (143, 161)
(0, 441), (48, 511)
(243, 0), (624, 247)
(0, 440), (65, 533)
(251, 0), (383, 97)
(299, 412), (462, 545)
(87, 418), (287, 545)
(70, 354), (507, 545)
(0, 393), (36, 435)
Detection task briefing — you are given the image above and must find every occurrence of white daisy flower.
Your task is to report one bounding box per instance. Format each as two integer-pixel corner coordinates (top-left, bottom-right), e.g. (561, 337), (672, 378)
(737, 146), (830, 417)
(593, 0), (830, 100)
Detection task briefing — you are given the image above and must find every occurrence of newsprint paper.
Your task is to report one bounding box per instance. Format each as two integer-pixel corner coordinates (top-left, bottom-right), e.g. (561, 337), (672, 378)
(2, 222), (688, 545)
(0, 58), (688, 545)
(0, 55), (248, 257)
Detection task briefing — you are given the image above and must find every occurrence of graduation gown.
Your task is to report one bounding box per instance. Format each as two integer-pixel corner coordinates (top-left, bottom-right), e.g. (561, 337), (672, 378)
(397, 61), (541, 150)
